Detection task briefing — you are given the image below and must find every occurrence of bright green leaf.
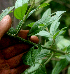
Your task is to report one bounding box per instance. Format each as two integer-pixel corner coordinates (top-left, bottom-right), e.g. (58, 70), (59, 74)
(35, 30), (51, 38)
(42, 8), (51, 19)
(27, 22), (35, 27)
(37, 3), (49, 10)
(14, 3), (28, 20)
(39, 24), (44, 26)
(50, 19), (60, 35)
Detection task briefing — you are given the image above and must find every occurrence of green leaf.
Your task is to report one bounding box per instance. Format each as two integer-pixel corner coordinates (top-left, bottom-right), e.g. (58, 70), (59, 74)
(35, 30), (51, 38)
(50, 11), (66, 22)
(52, 59), (69, 74)
(56, 36), (70, 49)
(23, 60), (47, 74)
(67, 66), (70, 74)
(28, 8), (51, 36)
(0, 6), (14, 21)
(28, 10), (66, 36)
(49, 11), (66, 36)
(15, 0), (29, 8)
(27, 22), (35, 27)
(44, 40), (53, 48)
(37, 3), (49, 10)
(65, 54), (70, 62)
(67, 45), (70, 53)
(53, 27), (67, 39)
(22, 44), (50, 66)
(7, 27), (17, 34)
(14, 3), (28, 20)
(42, 8), (51, 19)
(50, 18), (60, 35)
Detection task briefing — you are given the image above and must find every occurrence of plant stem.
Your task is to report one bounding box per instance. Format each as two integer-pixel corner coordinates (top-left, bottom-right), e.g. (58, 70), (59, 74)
(13, 35), (66, 55)
(13, 36), (36, 46)
(42, 46), (66, 55)
(44, 52), (54, 65)
(23, 0), (35, 22)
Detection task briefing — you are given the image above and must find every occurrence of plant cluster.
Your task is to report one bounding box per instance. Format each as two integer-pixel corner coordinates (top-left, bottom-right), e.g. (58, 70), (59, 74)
(0, 0), (70, 74)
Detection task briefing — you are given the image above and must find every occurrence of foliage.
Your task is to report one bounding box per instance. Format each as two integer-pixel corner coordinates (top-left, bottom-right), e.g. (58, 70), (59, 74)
(0, 0), (70, 74)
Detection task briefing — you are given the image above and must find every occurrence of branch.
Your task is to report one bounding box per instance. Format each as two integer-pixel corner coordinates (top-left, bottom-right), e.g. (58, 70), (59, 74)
(42, 46), (66, 55)
(23, 0), (35, 22)
(44, 52), (54, 65)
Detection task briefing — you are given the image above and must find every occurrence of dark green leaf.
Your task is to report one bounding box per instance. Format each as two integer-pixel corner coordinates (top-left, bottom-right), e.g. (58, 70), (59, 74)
(22, 44), (50, 66)
(52, 59), (69, 74)
(7, 27), (17, 36)
(23, 59), (47, 74)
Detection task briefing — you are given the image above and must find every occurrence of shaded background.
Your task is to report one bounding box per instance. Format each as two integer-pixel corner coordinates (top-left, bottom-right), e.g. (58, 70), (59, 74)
(0, 0), (70, 74)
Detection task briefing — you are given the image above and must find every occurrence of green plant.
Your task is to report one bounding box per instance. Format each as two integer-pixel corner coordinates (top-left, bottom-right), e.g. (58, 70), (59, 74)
(0, 0), (70, 74)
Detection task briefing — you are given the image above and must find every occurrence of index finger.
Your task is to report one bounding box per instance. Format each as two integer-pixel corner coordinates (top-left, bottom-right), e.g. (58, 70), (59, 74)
(0, 15), (12, 39)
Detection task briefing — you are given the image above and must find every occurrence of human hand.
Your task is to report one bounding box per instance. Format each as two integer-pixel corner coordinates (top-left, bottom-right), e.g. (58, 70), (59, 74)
(0, 15), (39, 74)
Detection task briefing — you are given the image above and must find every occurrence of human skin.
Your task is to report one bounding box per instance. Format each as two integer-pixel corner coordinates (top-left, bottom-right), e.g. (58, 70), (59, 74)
(0, 15), (39, 74)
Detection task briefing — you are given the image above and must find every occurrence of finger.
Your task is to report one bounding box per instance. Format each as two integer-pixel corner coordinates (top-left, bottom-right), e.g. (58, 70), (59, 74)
(2, 43), (30, 59)
(18, 30), (29, 39)
(6, 53), (24, 68)
(30, 36), (39, 44)
(0, 15), (12, 39)
(0, 30), (39, 49)
(18, 30), (39, 43)
(10, 65), (29, 74)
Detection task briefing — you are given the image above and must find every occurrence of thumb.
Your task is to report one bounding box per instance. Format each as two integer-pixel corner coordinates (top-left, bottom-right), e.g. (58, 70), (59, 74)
(0, 15), (12, 39)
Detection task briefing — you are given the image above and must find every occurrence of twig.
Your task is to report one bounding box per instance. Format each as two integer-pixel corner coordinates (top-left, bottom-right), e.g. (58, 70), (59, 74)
(44, 52), (54, 65)
(42, 46), (66, 55)
(23, 0), (35, 22)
